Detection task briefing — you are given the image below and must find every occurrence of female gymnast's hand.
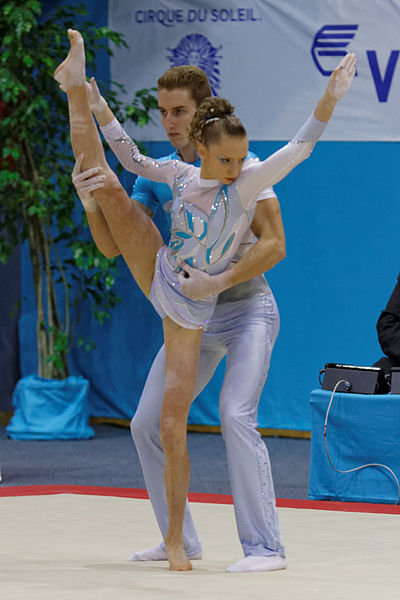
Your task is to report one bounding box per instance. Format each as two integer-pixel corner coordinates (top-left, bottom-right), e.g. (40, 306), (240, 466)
(325, 53), (357, 101)
(178, 262), (222, 300)
(71, 153), (106, 210)
(85, 77), (108, 115)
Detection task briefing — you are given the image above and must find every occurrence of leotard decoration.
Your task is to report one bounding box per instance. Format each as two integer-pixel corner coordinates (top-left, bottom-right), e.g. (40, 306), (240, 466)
(101, 114), (326, 328)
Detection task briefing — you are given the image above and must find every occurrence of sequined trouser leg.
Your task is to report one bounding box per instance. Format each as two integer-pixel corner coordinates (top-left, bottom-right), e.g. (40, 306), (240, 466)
(130, 292), (284, 558)
(212, 293), (284, 557)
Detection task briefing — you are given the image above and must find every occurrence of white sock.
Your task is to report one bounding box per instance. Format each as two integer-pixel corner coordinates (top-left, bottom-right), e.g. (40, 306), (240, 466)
(127, 544), (203, 562)
(226, 554), (287, 573)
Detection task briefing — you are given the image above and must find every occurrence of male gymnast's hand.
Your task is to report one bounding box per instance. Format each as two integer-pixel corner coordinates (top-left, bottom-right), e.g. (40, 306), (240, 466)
(178, 262), (224, 300)
(71, 153), (106, 211)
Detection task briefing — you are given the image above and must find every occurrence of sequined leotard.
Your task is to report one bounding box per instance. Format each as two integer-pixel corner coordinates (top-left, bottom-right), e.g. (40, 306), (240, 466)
(101, 114), (326, 329)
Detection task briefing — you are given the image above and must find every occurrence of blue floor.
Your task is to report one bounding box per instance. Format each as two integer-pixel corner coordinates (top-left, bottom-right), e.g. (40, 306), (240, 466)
(0, 424), (311, 499)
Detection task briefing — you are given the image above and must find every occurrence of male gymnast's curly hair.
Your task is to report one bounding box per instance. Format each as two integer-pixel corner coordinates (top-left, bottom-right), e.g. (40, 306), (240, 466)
(188, 97), (247, 147)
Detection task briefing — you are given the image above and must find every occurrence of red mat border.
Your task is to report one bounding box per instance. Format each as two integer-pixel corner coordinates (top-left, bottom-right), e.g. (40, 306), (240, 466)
(0, 485), (399, 514)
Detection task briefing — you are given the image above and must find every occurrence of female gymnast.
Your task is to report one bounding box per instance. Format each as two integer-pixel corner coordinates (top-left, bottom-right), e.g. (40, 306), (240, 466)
(54, 28), (356, 571)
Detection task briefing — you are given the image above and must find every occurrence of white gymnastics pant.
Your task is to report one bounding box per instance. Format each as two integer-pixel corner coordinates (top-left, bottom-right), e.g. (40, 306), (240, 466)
(130, 292), (285, 558)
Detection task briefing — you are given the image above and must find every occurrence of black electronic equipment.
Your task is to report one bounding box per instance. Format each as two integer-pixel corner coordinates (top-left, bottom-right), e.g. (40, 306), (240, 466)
(319, 363), (389, 394)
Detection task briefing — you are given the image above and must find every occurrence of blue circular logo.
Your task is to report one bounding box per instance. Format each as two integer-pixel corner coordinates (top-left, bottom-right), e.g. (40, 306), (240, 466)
(167, 34), (223, 95)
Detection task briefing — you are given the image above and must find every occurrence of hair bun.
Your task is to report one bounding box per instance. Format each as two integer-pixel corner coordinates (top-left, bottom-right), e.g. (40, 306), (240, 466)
(188, 96), (244, 146)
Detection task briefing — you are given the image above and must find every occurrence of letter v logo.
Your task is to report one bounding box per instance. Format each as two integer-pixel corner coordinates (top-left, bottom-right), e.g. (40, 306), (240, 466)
(367, 50), (400, 102)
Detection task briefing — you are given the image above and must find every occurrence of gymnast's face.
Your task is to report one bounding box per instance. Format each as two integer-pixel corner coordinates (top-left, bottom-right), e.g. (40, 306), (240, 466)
(198, 134), (249, 185)
(158, 87), (197, 153)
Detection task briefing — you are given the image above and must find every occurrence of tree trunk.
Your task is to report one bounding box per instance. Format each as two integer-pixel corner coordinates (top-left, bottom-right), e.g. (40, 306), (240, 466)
(27, 214), (69, 379)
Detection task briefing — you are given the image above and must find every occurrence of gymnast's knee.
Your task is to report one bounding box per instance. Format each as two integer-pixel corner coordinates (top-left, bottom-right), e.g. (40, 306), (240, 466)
(220, 409), (241, 439)
(130, 408), (159, 446)
(220, 404), (258, 441)
(159, 416), (186, 455)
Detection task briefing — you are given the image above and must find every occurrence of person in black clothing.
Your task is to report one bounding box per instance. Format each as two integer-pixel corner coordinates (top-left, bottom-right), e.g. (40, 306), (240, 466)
(373, 272), (400, 374)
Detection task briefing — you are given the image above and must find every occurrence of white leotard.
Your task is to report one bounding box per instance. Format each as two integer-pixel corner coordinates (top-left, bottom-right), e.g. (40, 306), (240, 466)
(101, 114), (326, 328)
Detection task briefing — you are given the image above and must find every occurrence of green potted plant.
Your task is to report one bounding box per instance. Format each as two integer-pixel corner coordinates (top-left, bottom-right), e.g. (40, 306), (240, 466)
(0, 1), (157, 439)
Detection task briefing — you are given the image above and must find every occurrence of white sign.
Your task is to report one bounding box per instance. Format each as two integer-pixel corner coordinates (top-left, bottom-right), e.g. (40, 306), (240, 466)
(109, 0), (400, 141)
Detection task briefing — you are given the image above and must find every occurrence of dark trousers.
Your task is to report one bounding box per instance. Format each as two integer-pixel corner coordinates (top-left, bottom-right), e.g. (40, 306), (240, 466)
(372, 356), (400, 374)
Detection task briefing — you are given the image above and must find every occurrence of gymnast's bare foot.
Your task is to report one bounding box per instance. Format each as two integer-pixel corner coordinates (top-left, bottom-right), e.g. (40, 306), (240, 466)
(165, 540), (193, 571)
(127, 543), (203, 562)
(54, 28), (85, 90)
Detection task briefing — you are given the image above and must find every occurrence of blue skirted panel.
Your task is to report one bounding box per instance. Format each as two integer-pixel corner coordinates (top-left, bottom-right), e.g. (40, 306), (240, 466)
(308, 389), (400, 504)
(7, 375), (94, 440)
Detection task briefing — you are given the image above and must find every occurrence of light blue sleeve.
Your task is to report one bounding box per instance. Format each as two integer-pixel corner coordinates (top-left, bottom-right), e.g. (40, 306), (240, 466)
(247, 151), (276, 200)
(238, 112), (327, 205)
(100, 118), (180, 187)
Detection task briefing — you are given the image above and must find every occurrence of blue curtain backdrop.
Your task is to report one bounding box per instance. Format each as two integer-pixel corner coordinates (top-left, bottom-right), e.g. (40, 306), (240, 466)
(18, 0), (400, 430)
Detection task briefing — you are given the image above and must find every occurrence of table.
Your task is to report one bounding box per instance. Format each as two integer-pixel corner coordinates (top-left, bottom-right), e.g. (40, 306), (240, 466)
(308, 389), (400, 504)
